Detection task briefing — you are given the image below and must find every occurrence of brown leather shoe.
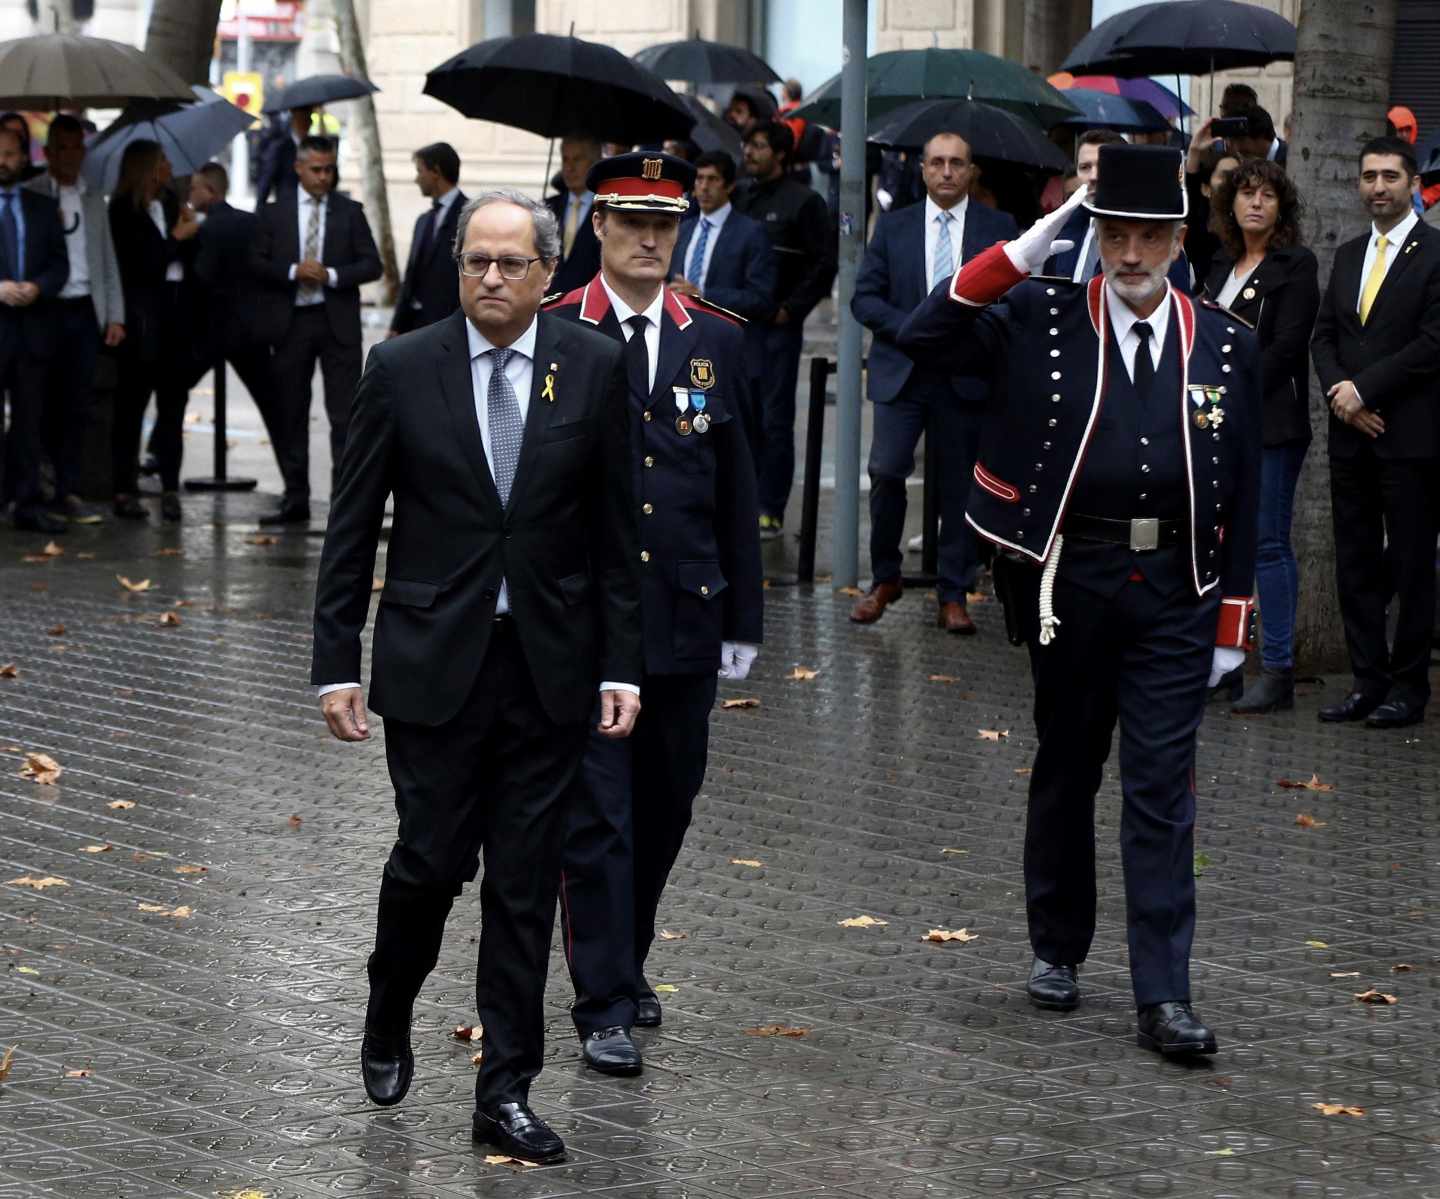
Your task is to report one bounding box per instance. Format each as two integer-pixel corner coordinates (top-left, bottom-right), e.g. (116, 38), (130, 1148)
(850, 579), (903, 623)
(937, 601), (976, 634)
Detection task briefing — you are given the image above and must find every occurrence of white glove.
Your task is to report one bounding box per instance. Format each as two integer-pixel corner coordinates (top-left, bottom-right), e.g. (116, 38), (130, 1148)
(1208, 646), (1246, 688)
(718, 641), (759, 681)
(1003, 183), (1087, 276)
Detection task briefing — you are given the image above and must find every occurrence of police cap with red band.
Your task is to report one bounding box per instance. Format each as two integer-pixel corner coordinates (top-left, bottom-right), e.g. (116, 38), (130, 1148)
(586, 151), (693, 215)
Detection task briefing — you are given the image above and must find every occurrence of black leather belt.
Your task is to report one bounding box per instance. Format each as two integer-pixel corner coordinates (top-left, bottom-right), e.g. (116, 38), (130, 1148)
(1064, 514), (1183, 551)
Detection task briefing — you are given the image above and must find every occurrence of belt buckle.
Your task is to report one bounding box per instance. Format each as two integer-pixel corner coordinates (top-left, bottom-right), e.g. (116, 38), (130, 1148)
(1129, 518), (1159, 552)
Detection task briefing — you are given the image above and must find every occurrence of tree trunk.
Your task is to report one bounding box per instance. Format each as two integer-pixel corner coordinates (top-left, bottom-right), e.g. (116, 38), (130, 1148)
(1286, 0), (1397, 672)
(332, 0), (399, 305)
(142, 0), (224, 85)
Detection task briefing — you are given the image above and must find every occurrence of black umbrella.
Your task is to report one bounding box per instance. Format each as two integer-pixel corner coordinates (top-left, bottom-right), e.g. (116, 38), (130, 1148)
(634, 38), (780, 85)
(1061, 0), (1296, 77)
(1052, 88), (1171, 134)
(868, 99), (1069, 174)
(84, 90), (254, 191)
(674, 94), (741, 160)
(424, 33), (694, 143)
(262, 73), (378, 114)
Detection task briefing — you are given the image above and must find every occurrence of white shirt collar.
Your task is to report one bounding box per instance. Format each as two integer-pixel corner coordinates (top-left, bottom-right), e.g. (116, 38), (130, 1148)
(466, 313), (539, 362)
(925, 193), (968, 225)
(433, 186), (461, 213)
(51, 173), (84, 196)
(599, 274), (666, 330)
(1105, 278), (1173, 349)
(1371, 207), (1418, 247)
(696, 201), (731, 229)
(1267, 137), (1282, 161)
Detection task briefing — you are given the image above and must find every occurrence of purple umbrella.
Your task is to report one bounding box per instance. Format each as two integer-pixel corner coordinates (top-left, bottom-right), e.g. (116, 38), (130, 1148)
(1049, 73), (1193, 123)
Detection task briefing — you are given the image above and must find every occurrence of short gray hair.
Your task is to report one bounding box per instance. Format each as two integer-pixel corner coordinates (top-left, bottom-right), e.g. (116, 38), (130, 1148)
(453, 189), (561, 261)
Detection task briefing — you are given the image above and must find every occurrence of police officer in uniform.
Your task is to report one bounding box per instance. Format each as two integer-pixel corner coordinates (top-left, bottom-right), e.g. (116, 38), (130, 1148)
(900, 146), (1261, 1057)
(544, 152), (764, 1076)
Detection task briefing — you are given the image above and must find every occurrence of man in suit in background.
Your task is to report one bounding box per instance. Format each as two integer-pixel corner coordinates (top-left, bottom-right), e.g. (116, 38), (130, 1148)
(0, 126), (69, 534)
(1311, 136), (1440, 729)
(389, 142), (466, 337)
(312, 189), (642, 1164)
(255, 104), (314, 207)
(669, 149), (776, 439)
(545, 135), (602, 297)
(251, 135), (381, 526)
(851, 130), (1018, 633)
(28, 113), (124, 524)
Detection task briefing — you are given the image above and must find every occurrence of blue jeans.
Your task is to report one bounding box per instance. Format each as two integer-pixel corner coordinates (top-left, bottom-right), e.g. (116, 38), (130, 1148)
(1255, 442), (1307, 670)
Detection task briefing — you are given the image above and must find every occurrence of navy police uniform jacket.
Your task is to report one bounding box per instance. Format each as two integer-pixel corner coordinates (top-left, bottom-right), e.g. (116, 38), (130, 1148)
(544, 277), (764, 674)
(898, 244), (1261, 645)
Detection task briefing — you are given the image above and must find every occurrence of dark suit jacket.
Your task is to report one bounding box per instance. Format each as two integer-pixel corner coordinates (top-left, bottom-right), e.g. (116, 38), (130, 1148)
(193, 201), (265, 354)
(1311, 220), (1440, 459)
(250, 189), (382, 348)
(391, 190), (466, 334)
(852, 198), (1017, 404)
(670, 208), (776, 369)
(311, 309), (643, 727)
(255, 130), (298, 209)
(1043, 205), (1195, 293)
(1202, 245), (1319, 446)
(0, 188), (68, 358)
(108, 191), (193, 364)
(545, 191), (601, 297)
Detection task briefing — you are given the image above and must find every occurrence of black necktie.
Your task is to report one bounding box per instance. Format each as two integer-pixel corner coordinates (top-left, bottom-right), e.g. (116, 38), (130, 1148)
(1132, 321), (1154, 401)
(414, 198), (441, 263)
(0, 192), (19, 281)
(625, 314), (649, 399)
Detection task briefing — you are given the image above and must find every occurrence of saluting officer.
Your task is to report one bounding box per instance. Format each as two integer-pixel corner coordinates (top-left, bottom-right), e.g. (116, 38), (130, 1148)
(544, 152), (764, 1077)
(900, 146), (1261, 1058)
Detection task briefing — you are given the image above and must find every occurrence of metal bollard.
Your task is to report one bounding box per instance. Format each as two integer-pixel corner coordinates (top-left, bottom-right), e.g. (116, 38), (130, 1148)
(185, 359), (258, 493)
(796, 355), (831, 584)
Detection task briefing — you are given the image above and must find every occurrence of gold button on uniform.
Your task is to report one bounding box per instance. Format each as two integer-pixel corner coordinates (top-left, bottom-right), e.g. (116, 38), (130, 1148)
(642, 411), (652, 422)
(700, 585), (710, 596)
(640, 550), (650, 562)
(642, 502), (653, 515)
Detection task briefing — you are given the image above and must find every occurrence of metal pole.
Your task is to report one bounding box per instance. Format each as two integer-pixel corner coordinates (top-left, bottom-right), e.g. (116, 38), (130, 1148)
(831, 0), (867, 588)
(232, 0), (252, 208)
(796, 356), (831, 585)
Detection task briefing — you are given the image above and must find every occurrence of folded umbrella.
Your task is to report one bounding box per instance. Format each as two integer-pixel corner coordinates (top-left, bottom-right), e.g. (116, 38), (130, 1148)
(1051, 88), (1172, 134)
(84, 91), (255, 191)
(262, 73), (379, 114)
(1061, 0), (1296, 77)
(0, 31), (193, 110)
(868, 99), (1069, 174)
(634, 38), (780, 85)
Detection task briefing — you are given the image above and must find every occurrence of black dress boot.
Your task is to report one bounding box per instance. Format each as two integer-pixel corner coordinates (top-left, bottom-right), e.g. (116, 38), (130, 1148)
(1232, 667), (1294, 714)
(1205, 665), (1244, 703)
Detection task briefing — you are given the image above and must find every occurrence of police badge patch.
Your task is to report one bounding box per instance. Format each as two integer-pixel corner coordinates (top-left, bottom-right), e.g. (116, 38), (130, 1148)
(689, 358), (714, 389)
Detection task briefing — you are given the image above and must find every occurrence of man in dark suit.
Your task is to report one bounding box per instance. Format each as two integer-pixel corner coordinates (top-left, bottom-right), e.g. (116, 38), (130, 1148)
(545, 153), (763, 1077)
(544, 135), (602, 297)
(0, 126), (69, 533)
(255, 105), (314, 207)
(669, 149), (776, 438)
(251, 135), (381, 525)
(312, 189), (642, 1164)
(850, 131), (1018, 633)
(388, 142), (466, 337)
(1311, 136), (1440, 729)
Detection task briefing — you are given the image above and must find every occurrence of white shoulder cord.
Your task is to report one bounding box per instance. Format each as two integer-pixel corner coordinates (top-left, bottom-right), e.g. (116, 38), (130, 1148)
(1038, 534), (1063, 646)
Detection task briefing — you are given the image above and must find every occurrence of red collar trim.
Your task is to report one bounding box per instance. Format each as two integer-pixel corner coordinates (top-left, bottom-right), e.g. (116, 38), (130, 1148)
(578, 276), (609, 325)
(663, 287), (693, 331)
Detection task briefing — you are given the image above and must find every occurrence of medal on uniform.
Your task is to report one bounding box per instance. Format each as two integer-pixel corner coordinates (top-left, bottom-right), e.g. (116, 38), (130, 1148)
(1194, 409), (1209, 429)
(692, 413), (711, 434)
(673, 385), (690, 414)
(675, 415), (693, 435)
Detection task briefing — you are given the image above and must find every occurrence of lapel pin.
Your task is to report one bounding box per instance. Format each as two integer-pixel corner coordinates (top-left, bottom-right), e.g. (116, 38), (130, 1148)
(542, 371), (557, 403)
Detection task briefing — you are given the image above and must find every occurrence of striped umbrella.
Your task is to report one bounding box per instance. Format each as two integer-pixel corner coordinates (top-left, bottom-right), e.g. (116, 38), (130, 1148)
(1047, 73), (1193, 123)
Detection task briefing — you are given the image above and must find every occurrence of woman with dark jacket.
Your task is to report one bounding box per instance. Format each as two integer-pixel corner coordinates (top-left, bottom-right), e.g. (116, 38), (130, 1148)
(1202, 159), (1320, 712)
(108, 139), (199, 521)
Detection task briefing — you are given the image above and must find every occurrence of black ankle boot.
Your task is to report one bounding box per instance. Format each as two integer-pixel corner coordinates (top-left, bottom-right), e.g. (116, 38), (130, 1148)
(1232, 667), (1294, 714)
(1206, 665), (1244, 703)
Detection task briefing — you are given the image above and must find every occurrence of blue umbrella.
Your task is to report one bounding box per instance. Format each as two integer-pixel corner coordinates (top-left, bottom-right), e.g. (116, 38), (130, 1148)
(84, 89), (254, 191)
(1053, 88), (1171, 133)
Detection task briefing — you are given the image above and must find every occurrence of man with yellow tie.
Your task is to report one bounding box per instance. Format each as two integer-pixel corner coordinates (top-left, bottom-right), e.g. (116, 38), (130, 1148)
(545, 135), (603, 296)
(1312, 135), (1440, 729)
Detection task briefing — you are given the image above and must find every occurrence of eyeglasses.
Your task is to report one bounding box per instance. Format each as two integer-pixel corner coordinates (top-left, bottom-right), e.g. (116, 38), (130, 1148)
(456, 253), (546, 280)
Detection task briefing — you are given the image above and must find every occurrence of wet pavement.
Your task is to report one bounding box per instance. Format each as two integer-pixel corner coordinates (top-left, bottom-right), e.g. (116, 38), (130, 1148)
(3, 371), (1440, 1198)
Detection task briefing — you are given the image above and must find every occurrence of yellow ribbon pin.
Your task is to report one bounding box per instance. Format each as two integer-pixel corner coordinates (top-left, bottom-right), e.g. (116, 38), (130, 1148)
(542, 373), (556, 402)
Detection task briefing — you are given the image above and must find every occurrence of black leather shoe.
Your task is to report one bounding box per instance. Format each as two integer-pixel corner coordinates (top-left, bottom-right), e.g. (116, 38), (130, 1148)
(1365, 697), (1425, 729)
(14, 509), (67, 534)
(1136, 1001), (1218, 1056)
(1206, 665), (1244, 703)
(113, 494), (148, 520)
(1025, 958), (1080, 1010)
(580, 1026), (642, 1076)
(160, 491), (182, 523)
(1232, 667), (1294, 714)
(1318, 690), (1384, 723)
(258, 503), (312, 526)
(360, 1028), (413, 1106)
(634, 993), (662, 1028)
(472, 1101), (566, 1164)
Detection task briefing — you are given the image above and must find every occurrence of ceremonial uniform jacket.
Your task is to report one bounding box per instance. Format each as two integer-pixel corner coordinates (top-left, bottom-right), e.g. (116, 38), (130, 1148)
(544, 278), (764, 674)
(898, 244), (1262, 646)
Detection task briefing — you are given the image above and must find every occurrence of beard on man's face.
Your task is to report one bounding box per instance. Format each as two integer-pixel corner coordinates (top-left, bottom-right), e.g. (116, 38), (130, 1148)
(1104, 259), (1169, 307)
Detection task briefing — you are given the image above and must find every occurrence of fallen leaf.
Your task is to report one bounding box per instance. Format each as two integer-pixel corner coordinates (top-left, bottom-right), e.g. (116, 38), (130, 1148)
(286, 814), (303, 830)
(1329, 971), (1360, 978)
(920, 928), (979, 943)
(64, 1068), (91, 1078)
(658, 929), (688, 941)
(47, 625), (66, 639)
(452, 1024), (484, 1042)
(928, 674), (960, 684)
(132, 851), (158, 863)
(940, 847), (968, 856)
(482, 1155), (537, 1168)
(6, 876), (69, 890)
(977, 729), (1009, 741)
(1391, 963), (1414, 973)
(1277, 773), (1335, 792)
(470, 1050), (484, 1066)
(836, 586), (862, 597)
(153, 547), (184, 558)
(78, 845), (112, 854)
(838, 915), (888, 928)
(0, 1045), (12, 1081)
(787, 666), (818, 681)
(372, 576), (384, 592)
(1295, 813), (1327, 829)
(19, 752), (62, 785)
(1354, 988), (1398, 1005)
(16, 966), (39, 975)
(41, 541), (64, 557)
(107, 800), (136, 811)
(172, 599), (195, 608)
(137, 903), (192, 919)
(729, 858), (762, 867)
(1193, 852), (1213, 877)
(0, 663), (17, 679)
(1014, 767), (1032, 776)
(743, 1025), (809, 1037)
(116, 576), (153, 592)
(76, 552), (95, 560)
(1206, 1147), (1236, 1157)
(1312, 1103), (1365, 1117)
(721, 697), (760, 710)
(223, 1191), (270, 1199)
(654, 983), (679, 993)
(173, 865), (207, 875)
(1305, 940), (1329, 949)
(158, 612), (182, 627)
(246, 535), (279, 547)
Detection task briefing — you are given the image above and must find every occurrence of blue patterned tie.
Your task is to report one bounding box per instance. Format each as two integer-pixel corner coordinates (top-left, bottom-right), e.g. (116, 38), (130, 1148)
(932, 210), (954, 289)
(0, 192), (19, 281)
(687, 218), (712, 288)
(487, 347), (523, 505)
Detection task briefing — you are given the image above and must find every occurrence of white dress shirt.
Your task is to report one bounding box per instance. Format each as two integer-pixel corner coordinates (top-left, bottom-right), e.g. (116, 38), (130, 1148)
(289, 191), (339, 303)
(924, 194), (969, 291)
(1214, 265), (1250, 310)
(55, 179), (90, 299)
(1105, 280), (1172, 383)
(599, 275), (665, 393)
(1356, 208), (1418, 311)
(1071, 221), (1099, 284)
(148, 199), (184, 282)
(679, 201), (731, 292)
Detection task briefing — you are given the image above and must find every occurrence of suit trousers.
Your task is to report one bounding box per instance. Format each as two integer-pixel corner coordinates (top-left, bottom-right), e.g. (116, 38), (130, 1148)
(111, 285), (191, 494)
(559, 672), (717, 1033)
(1018, 567), (1217, 1007)
(372, 620), (589, 1106)
(1329, 450), (1438, 706)
(270, 306), (361, 505)
(42, 298), (102, 502)
(867, 384), (983, 602)
(755, 322), (805, 519)
(0, 336), (48, 516)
